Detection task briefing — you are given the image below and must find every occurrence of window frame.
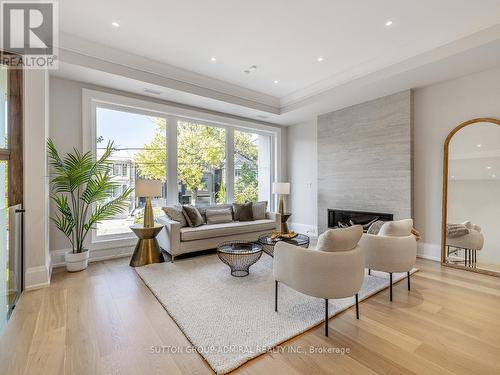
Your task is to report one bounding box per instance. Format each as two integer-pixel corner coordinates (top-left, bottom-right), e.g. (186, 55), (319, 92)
(83, 89), (281, 249)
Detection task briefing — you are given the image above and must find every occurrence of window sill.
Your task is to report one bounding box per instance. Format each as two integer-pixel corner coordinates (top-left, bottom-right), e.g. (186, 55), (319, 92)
(90, 236), (136, 251)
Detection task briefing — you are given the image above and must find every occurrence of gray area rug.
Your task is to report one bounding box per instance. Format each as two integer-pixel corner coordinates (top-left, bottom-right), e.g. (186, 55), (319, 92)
(136, 254), (416, 374)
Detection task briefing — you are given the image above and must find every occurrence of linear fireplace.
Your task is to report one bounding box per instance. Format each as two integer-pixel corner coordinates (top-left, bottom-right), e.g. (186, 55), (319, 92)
(328, 209), (393, 232)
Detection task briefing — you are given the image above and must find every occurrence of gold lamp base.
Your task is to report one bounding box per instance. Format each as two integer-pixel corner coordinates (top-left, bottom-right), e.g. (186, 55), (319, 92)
(143, 196), (154, 228)
(129, 224), (164, 267)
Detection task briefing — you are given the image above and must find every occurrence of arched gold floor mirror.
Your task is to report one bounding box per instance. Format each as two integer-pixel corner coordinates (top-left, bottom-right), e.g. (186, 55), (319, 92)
(442, 118), (500, 276)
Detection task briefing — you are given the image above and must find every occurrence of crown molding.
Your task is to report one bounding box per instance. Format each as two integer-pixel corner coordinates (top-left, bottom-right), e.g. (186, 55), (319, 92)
(59, 33), (281, 114)
(280, 23), (500, 110)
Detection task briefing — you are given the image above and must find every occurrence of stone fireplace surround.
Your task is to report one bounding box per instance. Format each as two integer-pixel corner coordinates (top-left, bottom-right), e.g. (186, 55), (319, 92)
(317, 90), (413, 233)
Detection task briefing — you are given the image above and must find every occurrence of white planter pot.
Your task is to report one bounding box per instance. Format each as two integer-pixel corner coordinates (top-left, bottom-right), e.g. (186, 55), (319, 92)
(65, 250), (89, 272)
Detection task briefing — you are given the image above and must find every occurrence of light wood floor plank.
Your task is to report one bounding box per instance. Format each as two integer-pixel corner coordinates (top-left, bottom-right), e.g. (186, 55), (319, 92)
(1, 258), (500, 375)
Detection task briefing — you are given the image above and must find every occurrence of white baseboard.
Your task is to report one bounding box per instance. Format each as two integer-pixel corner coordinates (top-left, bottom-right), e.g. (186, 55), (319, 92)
(50, 245), (135, 268)
(288, 222), (318, 238)
(25, 265), (51, 290)
(417, 242), (441, 262)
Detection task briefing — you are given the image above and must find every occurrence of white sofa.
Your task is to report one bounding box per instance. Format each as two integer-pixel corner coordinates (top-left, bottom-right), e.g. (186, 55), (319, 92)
(156, 204), (277, 261)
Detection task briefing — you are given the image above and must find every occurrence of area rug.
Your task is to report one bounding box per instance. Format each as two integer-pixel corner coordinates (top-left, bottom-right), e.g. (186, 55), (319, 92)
(136, 254), (416, 374)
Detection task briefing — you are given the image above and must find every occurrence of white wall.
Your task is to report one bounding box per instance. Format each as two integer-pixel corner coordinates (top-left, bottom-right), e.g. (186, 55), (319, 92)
(287, 64), (500, 260)
(24, 69), (51, 289)
(413, 65), (500, 260)
(448, 180), (500, 264)
(286, 119), (318, 237)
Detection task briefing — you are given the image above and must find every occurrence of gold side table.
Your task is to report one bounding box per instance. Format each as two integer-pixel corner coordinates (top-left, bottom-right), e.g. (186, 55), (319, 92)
(129, 224), (165, 267)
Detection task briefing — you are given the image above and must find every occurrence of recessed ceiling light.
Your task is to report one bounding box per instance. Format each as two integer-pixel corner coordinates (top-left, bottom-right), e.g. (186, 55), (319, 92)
(493, 174), (497, 178)
(385, 20), (393, 27)
(111, 21), (120, 27)
(317, 57), (324, 62)
(451, 175), (455, 179)
(210, 57), (217, 62)
(477, 144), (482, 148)
(487, 166), (492, 170)
(274, 80), (279, 84)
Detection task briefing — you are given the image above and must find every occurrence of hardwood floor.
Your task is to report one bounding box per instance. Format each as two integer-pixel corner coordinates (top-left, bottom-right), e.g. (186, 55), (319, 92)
(1, 257), (500, 375)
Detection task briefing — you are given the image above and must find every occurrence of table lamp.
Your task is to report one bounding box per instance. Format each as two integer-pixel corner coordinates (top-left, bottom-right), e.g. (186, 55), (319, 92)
(135, 179), (162, 228)
(272, 182), (290, 215)
(273, 182), (291, 234)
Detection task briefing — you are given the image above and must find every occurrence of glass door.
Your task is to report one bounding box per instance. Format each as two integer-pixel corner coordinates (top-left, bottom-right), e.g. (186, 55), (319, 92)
(0, 56), (24, 334)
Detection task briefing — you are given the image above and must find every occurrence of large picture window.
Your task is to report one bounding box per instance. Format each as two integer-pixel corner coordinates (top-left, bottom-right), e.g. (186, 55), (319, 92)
(95, 107), (167, 238)
(177, 120), (226, 205)
(234, 130), (271, 204)
(87, 91), (279, 244)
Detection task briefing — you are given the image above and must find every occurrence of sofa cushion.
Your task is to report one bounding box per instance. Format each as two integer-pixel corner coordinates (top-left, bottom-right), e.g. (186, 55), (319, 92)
(316, 225), (363, 252)
(379, 219), (413, 237)
(162, 204), (187, 227)
(180, 219), (275, 241)
(182, 205), (204, 227)
(196, 204), (233, 223)
(252, 201), (268, 220)
(232, 202), (253, 221)
(206, 207), (233, 224)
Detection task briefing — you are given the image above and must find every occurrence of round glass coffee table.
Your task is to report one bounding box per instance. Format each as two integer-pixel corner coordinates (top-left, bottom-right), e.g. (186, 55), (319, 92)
(258, 233), (310, 257)
(217, 241), (263, 277)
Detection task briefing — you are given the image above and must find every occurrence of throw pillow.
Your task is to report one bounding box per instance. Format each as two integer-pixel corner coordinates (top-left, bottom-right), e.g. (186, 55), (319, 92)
(206, 207), (233, 224)
(182, 205), (204, 227)
(252, 201), (267, 220)
(367, 220), (385, 235)
(232, 202), (254, 221)
(446, 223), (469, 238)
(316, 225), (363, 252)
(162, 204), (187, 227)
(379, 219), (413, 237)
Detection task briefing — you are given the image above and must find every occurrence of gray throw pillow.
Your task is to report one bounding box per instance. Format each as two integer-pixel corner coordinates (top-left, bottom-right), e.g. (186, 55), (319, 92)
(252, 201), (267, 220)
(182, 205), (204, 227)
(206, 207), (233, 224)
(367, 220), (385, 235)
(162, 204), (187, 227)
(232, 202), (254, 221)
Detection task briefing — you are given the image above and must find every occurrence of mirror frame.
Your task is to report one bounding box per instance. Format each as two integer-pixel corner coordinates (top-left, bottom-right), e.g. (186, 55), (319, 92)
(441, 117), (500, 276)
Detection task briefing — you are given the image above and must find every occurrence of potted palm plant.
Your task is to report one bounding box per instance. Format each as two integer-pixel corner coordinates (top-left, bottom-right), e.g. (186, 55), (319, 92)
(47, 139), (133, 272)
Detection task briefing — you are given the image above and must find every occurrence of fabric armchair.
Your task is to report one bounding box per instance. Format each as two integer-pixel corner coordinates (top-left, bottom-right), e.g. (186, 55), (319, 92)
(273, 225), (364, 336)
(359, 219), (417, 301)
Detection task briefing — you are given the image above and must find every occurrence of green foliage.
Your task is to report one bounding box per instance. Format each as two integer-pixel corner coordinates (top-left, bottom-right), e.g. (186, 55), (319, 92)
(134, 120), (260, 204)
(216, 182), (226, 204)
(134, 119), (167, 180)
(234, 162), (258, 203)
(47, 139), (133, 253)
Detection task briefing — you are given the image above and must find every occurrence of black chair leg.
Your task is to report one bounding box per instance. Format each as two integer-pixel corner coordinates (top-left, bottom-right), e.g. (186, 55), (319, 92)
(368, 268), (371, 276)
(464, 249), (467, 266)
(325, 299), (329, 337)
(407, 271), (411, 291)
(389, 273), (393, 301)
(274, 281), (278, 312)
(355, 293), (359, 319)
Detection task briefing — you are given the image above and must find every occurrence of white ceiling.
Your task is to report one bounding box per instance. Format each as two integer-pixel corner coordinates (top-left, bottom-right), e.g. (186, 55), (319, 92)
(54, 1), (500, 125)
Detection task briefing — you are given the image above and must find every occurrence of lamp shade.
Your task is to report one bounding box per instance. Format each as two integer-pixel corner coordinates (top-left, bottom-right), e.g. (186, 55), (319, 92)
(135, 179), (162, 197)
(272, 182), (290, 195)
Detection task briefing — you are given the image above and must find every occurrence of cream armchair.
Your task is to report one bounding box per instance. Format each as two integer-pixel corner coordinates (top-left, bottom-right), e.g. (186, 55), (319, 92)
(273, 225), (364, 337)
(359, 219), (417, 301)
